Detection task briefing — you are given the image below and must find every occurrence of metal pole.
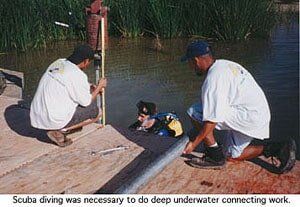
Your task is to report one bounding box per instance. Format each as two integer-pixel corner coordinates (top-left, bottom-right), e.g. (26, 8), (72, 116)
(114, 135), (189, 194)
(101, 16), (106, 125)
(94, 52), (101, 124)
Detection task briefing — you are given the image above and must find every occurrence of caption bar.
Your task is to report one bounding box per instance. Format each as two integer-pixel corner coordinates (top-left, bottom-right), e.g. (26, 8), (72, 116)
(1, 194), (298, 207)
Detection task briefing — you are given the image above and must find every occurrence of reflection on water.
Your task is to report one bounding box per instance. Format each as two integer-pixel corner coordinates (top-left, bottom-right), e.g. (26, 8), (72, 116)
(0, 20), (299, 156)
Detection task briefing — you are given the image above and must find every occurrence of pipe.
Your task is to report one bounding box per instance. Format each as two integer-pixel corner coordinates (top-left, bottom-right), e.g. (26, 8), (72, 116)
(54, 21), (70, 28)
(114, 135), (189, 194)
(94, 52), (101, 125)
(100, 16), (106, 125)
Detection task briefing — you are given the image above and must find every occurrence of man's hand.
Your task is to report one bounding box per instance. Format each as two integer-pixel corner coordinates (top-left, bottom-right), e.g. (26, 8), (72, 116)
(183, 141), (196, 154)
(97, 78), (107, 90)
(91, 78), (107, 101)
(182, 121), (217, 155)
(90, 84), (97, 92)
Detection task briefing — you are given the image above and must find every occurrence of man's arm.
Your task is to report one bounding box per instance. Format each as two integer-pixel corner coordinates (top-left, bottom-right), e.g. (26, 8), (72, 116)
(183, 121), (216, 154)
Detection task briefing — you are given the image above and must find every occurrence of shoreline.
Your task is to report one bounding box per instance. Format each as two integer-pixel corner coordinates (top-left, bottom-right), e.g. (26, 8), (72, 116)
(275, 1), (299, 12)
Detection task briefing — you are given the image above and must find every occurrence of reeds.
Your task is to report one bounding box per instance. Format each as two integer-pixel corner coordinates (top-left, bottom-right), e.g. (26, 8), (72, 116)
(0, 0), (277, 51)
(145, 0), (182, 38)
(106, 0), (277, 40)
(205, 0), (277, 40)
(0, 0), (88, 51)
(105, 0), (146, 37)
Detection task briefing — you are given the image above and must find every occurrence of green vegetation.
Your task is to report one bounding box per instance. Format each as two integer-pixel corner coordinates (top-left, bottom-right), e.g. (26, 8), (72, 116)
(108, 0), (277, 40)
(204, 0), (277, 40)
(0, 0), (279, 51)
(145, 0), (182, 38)
(105, 0), (146, 38)
(0, 0), (89, 51)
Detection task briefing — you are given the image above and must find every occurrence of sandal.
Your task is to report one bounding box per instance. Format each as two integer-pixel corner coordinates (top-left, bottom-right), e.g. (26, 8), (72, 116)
(47, 130), (73, 147)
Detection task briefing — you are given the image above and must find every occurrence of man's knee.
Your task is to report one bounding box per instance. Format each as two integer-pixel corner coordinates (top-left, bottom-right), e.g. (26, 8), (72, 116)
(225, 145), (244, 159)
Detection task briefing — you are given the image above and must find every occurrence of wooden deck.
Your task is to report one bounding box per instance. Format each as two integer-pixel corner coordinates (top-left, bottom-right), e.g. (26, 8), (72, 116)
(1, 68), (299, 194)
(139, 155), (300, 194)
(0, 68), (179, 194)
(0, 68), (23, 99)
(0, 95), (177, 193)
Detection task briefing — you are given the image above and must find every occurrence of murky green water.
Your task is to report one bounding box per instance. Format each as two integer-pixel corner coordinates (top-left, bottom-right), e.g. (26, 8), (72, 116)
(0, 20), (299, 156)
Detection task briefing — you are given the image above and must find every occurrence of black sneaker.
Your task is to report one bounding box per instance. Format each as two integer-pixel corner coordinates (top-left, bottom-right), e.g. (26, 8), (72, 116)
(186, 146), (226, 169)
(263, 139), (296, 174)
(277, 139), (296, 173)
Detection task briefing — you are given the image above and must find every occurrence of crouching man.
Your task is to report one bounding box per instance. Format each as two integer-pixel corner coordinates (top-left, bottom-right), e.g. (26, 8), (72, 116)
(181, 41), (296, 173)
(30, 44), (107, 147)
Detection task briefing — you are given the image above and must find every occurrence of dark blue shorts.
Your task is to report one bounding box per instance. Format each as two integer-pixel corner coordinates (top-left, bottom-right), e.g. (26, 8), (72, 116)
(64, 99), (99, 128)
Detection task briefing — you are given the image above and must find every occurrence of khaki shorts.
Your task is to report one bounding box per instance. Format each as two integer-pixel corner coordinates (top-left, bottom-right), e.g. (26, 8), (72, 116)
(187, 102), (254, 158)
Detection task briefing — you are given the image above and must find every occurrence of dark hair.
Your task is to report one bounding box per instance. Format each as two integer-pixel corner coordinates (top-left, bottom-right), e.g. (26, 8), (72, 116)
(137, 100), (157, 116)
(67, 44), (94, 65)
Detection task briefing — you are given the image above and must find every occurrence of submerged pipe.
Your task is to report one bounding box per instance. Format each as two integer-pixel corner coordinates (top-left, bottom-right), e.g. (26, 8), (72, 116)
(114, 135), (189, 194)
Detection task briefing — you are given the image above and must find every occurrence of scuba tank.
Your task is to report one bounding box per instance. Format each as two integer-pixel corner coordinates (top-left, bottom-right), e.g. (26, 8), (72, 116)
(0, 70), (6, 95)
(150, 112), (184, 138)
(129, 100), (184, 138)
(129, 112), (184, 138)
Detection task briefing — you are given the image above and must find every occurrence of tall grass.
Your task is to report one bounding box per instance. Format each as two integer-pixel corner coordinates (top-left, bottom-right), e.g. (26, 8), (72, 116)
(0, 0), (88, 51)
(105, 0), (146, 38)
(0, 0), (277, 51)
(205, 0), (277, 40)
(145, 0), (182, 38)
(179, 0), (210, 38)
(104, 0), (277, 40)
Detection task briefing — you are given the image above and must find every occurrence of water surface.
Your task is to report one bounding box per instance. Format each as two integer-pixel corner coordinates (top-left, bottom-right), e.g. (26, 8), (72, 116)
(0, 20), (298, 156)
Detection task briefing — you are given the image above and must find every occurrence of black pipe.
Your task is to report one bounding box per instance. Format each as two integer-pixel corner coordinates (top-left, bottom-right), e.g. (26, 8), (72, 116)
(114, 135), (189, 194)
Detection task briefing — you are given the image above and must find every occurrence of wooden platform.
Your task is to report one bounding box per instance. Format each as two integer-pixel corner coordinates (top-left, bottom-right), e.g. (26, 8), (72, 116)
(139, 156), (300, 194)
(0, 68), (23, 99)
(0, 96), (177, 193)
(0, 68), (299, 194)
(1, 96), (299, 194)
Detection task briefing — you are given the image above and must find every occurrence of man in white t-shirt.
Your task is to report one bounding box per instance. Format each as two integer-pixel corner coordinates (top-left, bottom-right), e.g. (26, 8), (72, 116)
(30, 44), (106, 147)
(181, 41), (296, 173)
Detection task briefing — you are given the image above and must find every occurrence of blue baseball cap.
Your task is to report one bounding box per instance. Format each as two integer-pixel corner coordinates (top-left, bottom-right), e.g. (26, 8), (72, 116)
(181, 40), (211, 62)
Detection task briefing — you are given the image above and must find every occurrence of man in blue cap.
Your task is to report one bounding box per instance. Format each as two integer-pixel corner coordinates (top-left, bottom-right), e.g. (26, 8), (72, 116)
(181, 40), (295, 173)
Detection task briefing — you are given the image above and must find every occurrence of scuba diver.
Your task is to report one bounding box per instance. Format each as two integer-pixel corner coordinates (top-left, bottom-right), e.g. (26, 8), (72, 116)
(129, 100), (183, 138)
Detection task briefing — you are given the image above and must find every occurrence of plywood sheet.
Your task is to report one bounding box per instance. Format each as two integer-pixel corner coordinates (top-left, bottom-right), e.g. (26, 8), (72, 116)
(0, 96), (103, 178)
(0, 125), (147, 193)
(139, 156), (300, 194)
(0, 68), (23, 99)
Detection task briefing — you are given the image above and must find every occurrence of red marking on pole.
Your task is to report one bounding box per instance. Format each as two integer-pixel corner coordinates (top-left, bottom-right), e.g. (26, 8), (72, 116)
(86, 0), (109, 50)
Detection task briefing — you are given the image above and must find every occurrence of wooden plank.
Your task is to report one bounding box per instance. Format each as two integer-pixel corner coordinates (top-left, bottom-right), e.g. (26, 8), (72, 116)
(0, 125), (146, 193)
(139, 156), (300, 194)
(0, 68), (23, 99)
(0, 96), (103, 178)
(0, 95), (179, 194)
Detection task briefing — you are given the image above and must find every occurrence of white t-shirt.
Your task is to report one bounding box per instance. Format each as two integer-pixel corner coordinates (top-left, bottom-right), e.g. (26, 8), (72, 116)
(30, 59), (92, 130)
(202, 59), (270, 139)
